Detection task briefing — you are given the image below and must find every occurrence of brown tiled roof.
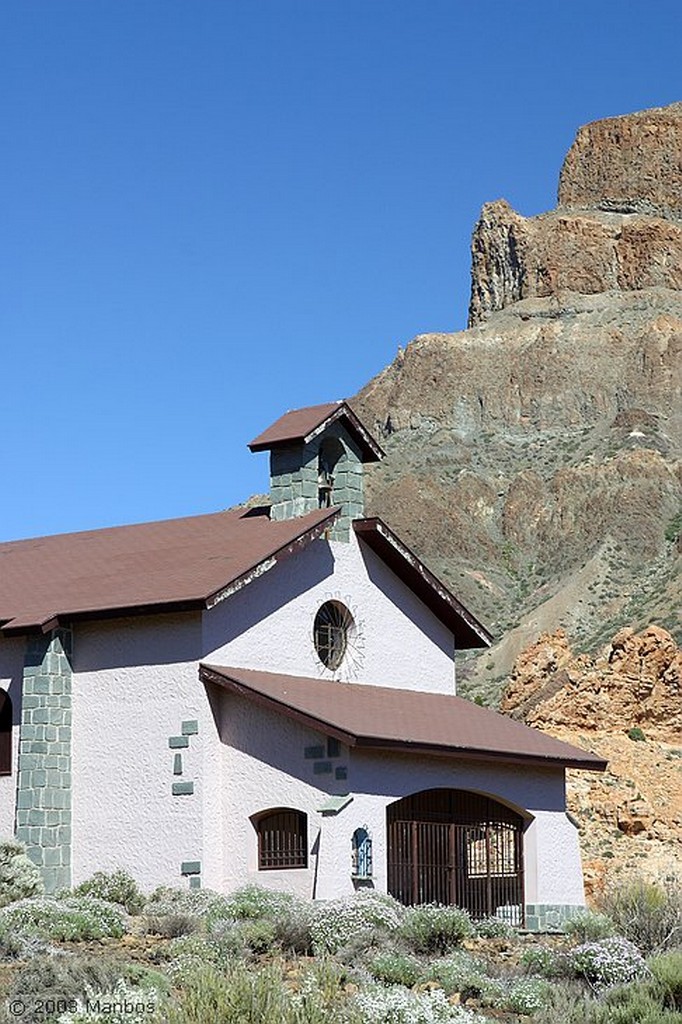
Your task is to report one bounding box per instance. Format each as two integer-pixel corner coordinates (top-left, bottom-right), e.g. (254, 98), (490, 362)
(248, 401), (384, 462)
(353, 518), (492, 649)
(200, 665), (608, 771)
(0, 506), (338, 635)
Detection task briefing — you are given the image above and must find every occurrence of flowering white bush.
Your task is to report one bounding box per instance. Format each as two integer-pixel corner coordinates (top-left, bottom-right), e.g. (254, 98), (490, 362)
(310, 891), (404, 954)
(142, 885), (231, 922)
(57, 980), (160, 1024)
(497, 977), (552, 1014)
(569, 935), (646, 988)
(223, 883), (301, 920)
(399, 904), (473, 954)
(0, 839), (44, 907)
(352, 985), (487, 1023)
(0, 895), (126, 941)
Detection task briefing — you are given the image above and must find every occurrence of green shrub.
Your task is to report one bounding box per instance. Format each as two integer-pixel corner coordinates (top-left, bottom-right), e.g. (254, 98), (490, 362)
(142, 886), (231, 926)
(367, 950), (422, 987)
(0, 895), (126, 941)
(530, 981), (599, 1024)
(520, 945), (565, 979)
(236, 917), (277, 954)
(271, 902), (314, 955)
(163, 960), (351, 1024)
(426, 952), (489, 999)
(473, 914), (515, 939)
(71, 869), (144, 915)
(600, 875), (682, 953)
(399, 904), (473, 955)
(223, 883), (299, 920)
(0, 838), (44, 907)
(648, 950), (682, 1010)
(7, 953), (124, 1024)
(595, 982), (682, 1024)
(497, 977), (553, 1015)
(627, 726), (646, 742)
(55, 979), (161, 1024)
(564, 909), (616, 943)
(142, 913), (200, 938)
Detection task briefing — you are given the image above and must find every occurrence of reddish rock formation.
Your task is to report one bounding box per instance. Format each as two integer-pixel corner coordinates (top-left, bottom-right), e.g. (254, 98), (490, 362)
(501, 627), (682, 898)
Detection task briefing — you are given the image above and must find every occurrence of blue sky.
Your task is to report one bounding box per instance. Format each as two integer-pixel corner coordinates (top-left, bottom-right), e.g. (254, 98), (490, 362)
(2, 0), (680, 540)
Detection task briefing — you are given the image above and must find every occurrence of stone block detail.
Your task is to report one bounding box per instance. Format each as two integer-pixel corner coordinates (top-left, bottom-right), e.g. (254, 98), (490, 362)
(181, 861), (201, 875)
(524, 904), (583, 932)
(313, 761), (332, 774)
(268, 424), (365, 541)
(16, 629), (72, 893)
(172, 781), (194, 796)
(181, 720), (199, 736)
(168, 735), (189, 749)
(304, 745), (325, 760)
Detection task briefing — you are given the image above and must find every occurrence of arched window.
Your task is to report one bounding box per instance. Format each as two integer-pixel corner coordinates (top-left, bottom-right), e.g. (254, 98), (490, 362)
(352, 827), (373, 879)
(317, 437), (345, 508)
(0, 690), (12, 775)
(255, 808), (307, 870)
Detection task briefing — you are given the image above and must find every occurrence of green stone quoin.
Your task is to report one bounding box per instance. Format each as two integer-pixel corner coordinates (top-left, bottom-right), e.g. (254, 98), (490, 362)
(269, 421), (365, 541)
(16, 628), (73, 893)
(524, 903), (582, 932)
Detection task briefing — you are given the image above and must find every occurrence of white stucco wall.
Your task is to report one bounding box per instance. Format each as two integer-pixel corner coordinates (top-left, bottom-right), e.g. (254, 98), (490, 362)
(214, 687), (586, 908)
(71, 613), (224, 891)
(0, 638), (24, 839)
(202, 534), (456, 693)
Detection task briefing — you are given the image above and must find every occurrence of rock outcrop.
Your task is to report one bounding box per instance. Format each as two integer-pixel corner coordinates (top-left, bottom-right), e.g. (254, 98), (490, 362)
(500, 628), (682, 897)
(469, 105), (682, 325)
(501, 625), (682, 739)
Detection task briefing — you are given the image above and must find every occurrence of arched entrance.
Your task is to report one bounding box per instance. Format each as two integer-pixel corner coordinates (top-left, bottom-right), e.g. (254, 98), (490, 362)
(386, 789), (525, 923)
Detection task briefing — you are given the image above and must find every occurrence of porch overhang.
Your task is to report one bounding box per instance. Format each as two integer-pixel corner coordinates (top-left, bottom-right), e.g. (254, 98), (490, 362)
(199, 664), (607, 772)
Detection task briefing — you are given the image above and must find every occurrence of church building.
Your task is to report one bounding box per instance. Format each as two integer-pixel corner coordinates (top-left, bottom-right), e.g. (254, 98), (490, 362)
(0, 401), (606, 931)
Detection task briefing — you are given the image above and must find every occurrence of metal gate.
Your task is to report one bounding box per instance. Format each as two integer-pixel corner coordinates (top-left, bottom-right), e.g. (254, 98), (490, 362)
(387, 789), (525, 925)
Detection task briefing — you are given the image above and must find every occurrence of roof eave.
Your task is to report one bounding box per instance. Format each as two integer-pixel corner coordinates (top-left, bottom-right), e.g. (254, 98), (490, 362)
(1, 508), (340, 637)
(200, 665), (607, 773)
(248, 401), (385, 462)
(353, 517), (493, 648)
(352, 735), (608, 772)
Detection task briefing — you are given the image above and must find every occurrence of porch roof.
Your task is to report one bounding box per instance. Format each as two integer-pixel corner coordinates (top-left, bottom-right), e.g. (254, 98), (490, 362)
(199, 664), (607, 772)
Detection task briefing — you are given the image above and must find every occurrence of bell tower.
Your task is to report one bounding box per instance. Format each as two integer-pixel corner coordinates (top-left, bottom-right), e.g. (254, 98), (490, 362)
(248, 401), (384, 541)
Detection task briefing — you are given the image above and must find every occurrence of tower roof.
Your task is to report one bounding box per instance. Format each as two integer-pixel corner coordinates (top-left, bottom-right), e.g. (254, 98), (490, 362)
(248, 401), (384, 462)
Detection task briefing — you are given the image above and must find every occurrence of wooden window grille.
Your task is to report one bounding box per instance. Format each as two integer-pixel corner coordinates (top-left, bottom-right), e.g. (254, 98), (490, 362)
(257, 809), (307, 870)
(0, 690), (11, 776)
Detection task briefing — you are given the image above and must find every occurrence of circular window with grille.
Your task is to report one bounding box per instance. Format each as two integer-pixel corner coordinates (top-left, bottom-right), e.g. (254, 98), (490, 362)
(313, 600), (354, 670)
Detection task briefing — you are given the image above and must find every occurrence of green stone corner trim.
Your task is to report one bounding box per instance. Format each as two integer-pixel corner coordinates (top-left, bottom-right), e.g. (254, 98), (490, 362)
(168, 735), (189, 749)
(181, 720), (199, 736)
(524, 904), (584, 932)
(189, 876), (201, 889)
(16, 628), (73, 893)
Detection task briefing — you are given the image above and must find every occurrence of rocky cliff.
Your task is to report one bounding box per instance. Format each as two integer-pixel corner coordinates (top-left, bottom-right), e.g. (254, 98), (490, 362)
(501, 627), (682, 898)
(354, 103), (682, 702)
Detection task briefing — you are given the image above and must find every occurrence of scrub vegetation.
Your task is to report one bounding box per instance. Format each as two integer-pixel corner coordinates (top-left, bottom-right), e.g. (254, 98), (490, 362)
(0, 860), (679, 1023)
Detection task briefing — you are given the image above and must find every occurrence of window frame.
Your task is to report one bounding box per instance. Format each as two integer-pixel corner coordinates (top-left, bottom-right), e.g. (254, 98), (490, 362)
(254, 808), (308, 871)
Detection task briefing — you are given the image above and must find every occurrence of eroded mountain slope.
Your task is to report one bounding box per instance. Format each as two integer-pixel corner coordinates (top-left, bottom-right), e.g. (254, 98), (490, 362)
(354, 104), (682, 701)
